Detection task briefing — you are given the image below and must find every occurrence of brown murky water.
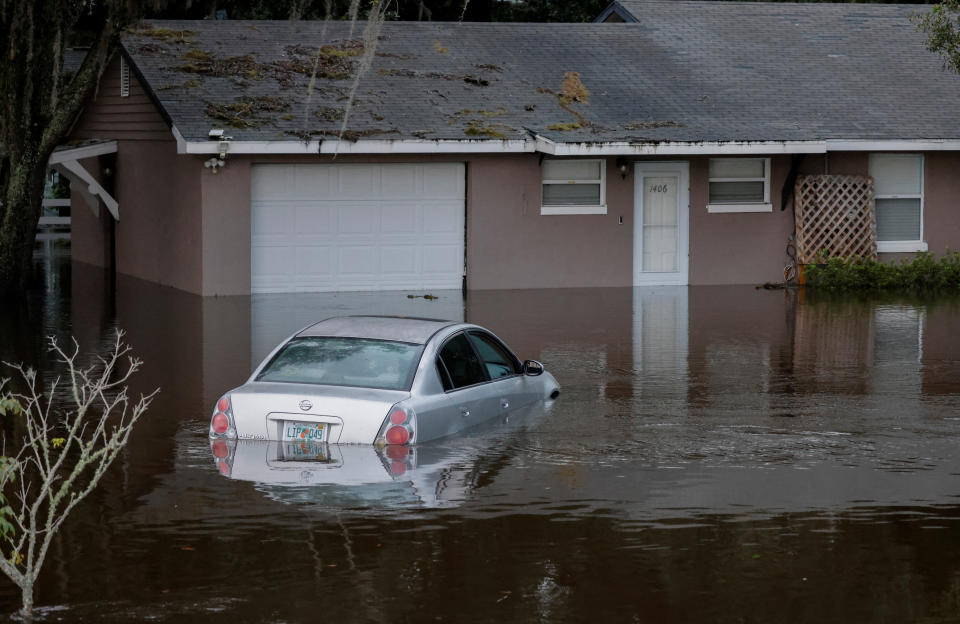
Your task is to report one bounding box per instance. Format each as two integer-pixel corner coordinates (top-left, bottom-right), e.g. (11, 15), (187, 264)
(2, 252), (960, 622)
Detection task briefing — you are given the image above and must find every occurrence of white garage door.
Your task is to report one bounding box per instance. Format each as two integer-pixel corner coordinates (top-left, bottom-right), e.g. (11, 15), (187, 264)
(251, 163), (465, 293)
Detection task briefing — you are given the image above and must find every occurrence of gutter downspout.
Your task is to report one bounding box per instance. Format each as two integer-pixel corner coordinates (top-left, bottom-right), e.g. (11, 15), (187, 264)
(781, 154), (806, 212)
(781, 154), (806, 284)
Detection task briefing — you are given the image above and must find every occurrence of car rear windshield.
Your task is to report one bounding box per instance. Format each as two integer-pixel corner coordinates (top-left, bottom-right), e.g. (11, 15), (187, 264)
(256, 337), (422, 391)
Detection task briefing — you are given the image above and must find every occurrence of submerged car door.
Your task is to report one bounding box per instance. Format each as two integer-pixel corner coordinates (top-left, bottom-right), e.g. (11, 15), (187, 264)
(437, 330), (536, 435)
(437, 332), (496, 435)
(426, 332), (497, 440)
(464, 330), (537, 410)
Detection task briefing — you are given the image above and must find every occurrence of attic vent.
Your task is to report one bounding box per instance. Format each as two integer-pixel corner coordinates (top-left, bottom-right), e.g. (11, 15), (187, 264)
(120, 57), (130, 97)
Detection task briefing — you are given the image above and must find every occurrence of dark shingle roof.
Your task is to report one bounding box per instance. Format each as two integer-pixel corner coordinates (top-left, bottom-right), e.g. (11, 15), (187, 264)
(122, 10), (960, 146)
(64, 49), (88, 75)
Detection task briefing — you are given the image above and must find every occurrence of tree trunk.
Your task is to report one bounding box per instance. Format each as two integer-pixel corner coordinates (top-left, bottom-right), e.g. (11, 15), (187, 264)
(0, 151), (47, 292)
(20, 580), (34, 620)
(0, 0), (118, 294)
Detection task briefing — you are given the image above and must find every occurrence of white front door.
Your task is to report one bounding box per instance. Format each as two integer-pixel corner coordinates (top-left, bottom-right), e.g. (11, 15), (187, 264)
(633, 162), (690, 286)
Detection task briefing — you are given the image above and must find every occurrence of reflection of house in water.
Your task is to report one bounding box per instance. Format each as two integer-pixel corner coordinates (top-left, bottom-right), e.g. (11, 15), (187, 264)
(921, 302), (960, 395)
(793, 298), (877, 395)
(686, 287), (794, 412)
(686, 289), (939, 408)
(468, 286), (951, 413)
(468, 288), (691, 407)
(870, 305), (923, 399)
(792, 298), (928, 400)
(632, 288), (688, 404)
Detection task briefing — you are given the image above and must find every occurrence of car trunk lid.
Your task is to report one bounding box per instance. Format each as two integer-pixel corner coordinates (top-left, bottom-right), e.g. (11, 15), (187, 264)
(230, 382), (409, 444)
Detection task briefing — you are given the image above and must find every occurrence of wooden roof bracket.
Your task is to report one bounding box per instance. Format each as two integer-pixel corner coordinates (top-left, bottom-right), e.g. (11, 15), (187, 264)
(48, 141), (119, 221)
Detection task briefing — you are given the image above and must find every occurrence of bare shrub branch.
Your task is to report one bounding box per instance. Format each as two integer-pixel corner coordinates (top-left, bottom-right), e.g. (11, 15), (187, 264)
(0, 330), (157, 617)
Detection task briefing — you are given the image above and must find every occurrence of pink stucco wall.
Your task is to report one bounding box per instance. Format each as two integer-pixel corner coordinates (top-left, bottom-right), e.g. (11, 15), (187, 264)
(825, 152), (868, 177)
(114, 141), (203, 293)
(687, 155), (794, 286)
(201, 159), (252, 296)
(466, 155), (633, 290)
(922, 152), (960, 257)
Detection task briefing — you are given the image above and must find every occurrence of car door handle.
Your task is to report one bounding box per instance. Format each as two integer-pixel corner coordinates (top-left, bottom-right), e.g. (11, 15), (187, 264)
(460, 408), (470, 417)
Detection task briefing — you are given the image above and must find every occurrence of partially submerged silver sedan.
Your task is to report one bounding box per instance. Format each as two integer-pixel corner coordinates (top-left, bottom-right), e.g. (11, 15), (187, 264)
(209, 316), (559, 446)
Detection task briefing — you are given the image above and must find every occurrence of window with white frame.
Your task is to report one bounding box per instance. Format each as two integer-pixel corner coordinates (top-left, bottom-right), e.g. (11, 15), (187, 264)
(540, 159), (606, 215)
(707, 157), (771, 213)
(869, 154), (926, 253)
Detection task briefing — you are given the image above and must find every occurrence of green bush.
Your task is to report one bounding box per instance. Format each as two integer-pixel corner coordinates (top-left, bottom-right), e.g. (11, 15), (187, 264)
(804, 251), (960, 293)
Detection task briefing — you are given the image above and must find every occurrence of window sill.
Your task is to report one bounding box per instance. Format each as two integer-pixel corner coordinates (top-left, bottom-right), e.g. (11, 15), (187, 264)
(540, 205), (607, 215)
(707, 203), (773, 214)
(878, 241), (928, 253)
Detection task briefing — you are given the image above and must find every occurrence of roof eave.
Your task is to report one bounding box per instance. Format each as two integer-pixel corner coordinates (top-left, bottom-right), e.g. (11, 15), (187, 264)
(180, 138), (536, 155)
(824, 139), (960, 151)
(175, 137), (960, 157)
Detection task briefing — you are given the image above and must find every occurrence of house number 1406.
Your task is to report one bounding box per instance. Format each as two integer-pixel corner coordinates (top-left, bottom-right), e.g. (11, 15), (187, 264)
(649, 184), (670, 193)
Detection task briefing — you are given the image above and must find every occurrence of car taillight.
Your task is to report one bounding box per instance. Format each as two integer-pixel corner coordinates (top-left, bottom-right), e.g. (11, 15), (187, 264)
(209, 394), (237, 439)
(389, 407), (408, 425)
(385, 425), (409, 445)
(377, 403), (415, 446)
(212, 412), (229, 434)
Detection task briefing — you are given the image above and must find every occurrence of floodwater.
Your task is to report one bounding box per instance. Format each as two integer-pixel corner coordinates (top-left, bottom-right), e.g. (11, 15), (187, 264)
(2, 252), (960, 622)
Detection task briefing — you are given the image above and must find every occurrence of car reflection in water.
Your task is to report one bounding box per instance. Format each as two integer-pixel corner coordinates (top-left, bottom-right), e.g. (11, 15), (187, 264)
(209, 401), (551, 508)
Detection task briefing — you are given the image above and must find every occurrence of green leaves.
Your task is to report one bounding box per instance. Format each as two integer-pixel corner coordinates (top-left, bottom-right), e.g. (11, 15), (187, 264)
(0, 396), (22, 417)
(0, 501), (15, 543)
(914, 0), (960, 75)
(804, 251), (960, 293)
(0, 456), (16, 542)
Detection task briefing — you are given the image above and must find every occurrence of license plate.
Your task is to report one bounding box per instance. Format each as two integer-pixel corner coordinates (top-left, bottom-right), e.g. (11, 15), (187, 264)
(283, 421), (325, 442)
(279, 441), (329, 462)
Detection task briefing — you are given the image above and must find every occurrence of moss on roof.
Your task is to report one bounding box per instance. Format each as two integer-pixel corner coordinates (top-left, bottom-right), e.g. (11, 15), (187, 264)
(205, 95), (290, 128)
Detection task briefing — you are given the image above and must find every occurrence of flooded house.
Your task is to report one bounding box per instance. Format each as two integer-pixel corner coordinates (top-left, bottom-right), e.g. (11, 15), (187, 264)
(11, 6), (960, 618)
(58, 2), (960, 296)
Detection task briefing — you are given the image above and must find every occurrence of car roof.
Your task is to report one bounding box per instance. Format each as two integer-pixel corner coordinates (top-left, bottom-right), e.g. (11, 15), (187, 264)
(296, 316), (458, 345)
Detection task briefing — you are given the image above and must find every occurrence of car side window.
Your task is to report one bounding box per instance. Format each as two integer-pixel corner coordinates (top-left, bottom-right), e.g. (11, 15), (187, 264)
(438, 333), (487, 390)
(467, 331), (521, 380)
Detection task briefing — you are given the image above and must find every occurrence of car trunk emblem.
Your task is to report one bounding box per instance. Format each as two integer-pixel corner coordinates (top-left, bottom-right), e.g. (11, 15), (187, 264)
(299, 400), (312, 411)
